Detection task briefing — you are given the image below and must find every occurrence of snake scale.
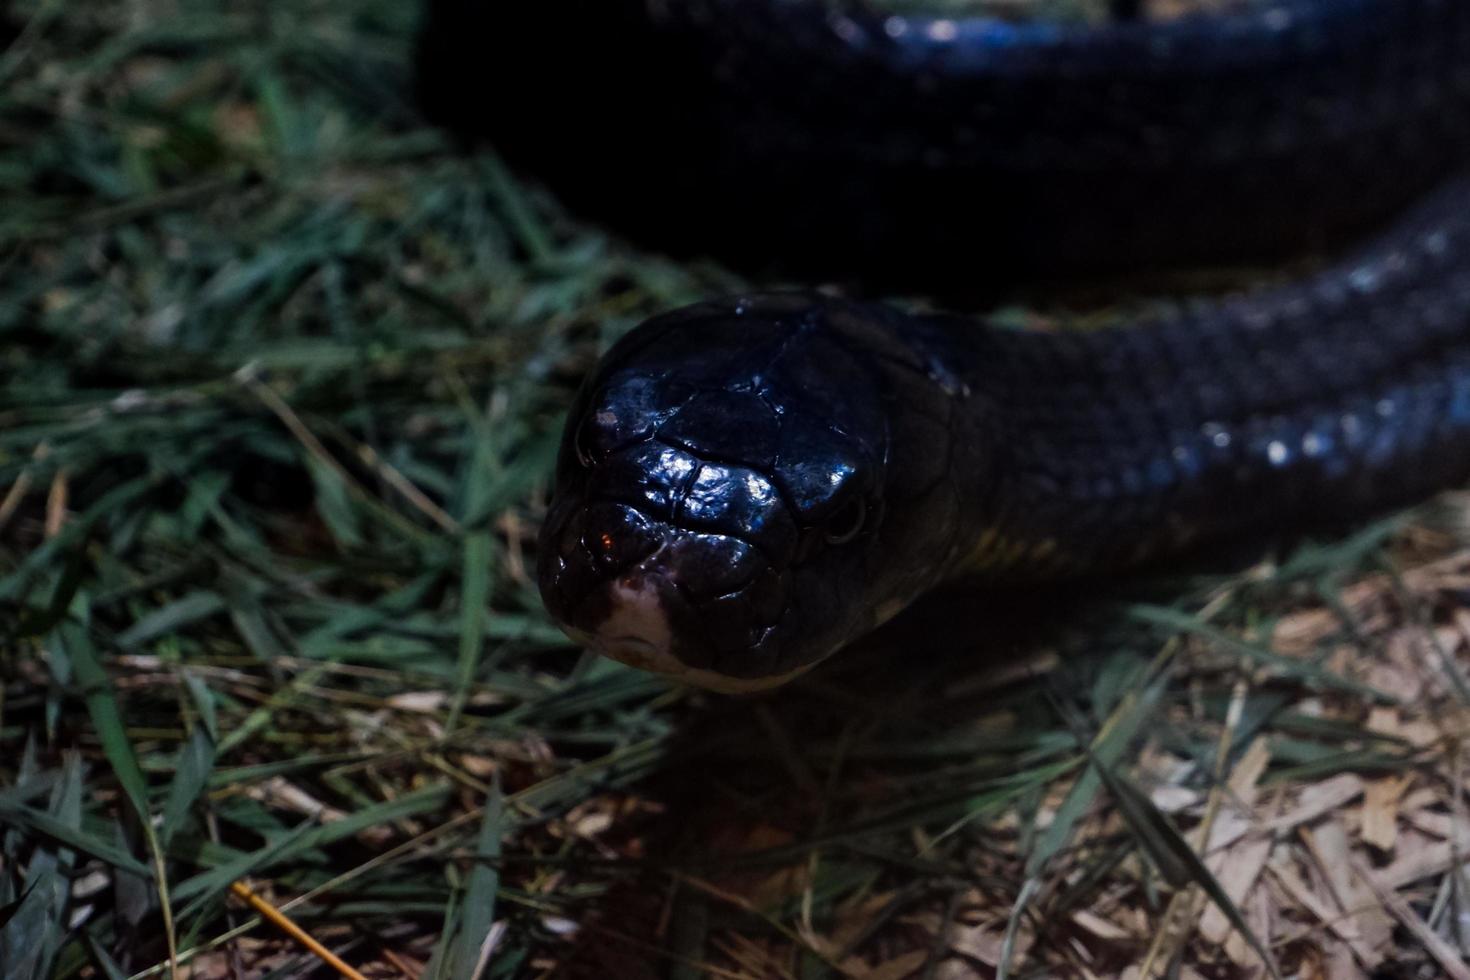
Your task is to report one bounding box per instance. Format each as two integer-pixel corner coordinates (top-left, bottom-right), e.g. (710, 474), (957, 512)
(419, 0), (1470, 690)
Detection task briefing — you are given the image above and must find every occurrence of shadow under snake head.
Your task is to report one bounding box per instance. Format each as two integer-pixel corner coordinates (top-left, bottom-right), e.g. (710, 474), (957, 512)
(538, 294), (982, 692)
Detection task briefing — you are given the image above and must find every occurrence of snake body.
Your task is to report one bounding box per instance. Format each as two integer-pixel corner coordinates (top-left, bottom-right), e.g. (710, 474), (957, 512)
(418, 0), (1470, 689)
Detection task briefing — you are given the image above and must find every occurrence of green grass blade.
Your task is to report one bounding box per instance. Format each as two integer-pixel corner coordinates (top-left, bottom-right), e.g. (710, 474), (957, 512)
(451, 782), (504, 980)
(58, 618), (179, 970)
(1025, 667), (1167, 878)
(1090, 760), (1283, 980)
(1128, 603), (1396, 703)
(0, 803), (151, 877)
(159, 725), (217, 849)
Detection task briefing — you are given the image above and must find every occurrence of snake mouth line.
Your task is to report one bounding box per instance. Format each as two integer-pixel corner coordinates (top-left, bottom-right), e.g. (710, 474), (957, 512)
(594, 637), (816, 693)
(564, 624), (811, 693)
(562, 576), (812, 693)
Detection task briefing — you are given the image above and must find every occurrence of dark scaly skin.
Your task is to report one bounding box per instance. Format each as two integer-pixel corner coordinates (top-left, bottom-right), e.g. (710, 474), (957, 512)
(425, 0), (1470, 688)
(420, 0), (1470, 283)
(542, 183), (1470, 686)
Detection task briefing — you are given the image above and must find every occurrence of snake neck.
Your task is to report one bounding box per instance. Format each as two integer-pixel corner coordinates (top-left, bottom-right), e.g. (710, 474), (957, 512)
(911, 178), (1470, 579)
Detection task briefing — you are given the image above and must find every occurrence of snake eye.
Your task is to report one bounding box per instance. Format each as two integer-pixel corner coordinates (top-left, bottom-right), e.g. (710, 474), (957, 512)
(823, 497), (867, 545)
(573, 416), (598, 468)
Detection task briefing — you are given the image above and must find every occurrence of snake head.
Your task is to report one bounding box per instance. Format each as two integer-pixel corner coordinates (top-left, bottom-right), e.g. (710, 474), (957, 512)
(538, 295), (937, 691)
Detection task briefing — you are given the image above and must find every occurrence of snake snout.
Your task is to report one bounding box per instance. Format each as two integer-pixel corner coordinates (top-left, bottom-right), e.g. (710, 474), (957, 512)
(538, 496), (804, 691)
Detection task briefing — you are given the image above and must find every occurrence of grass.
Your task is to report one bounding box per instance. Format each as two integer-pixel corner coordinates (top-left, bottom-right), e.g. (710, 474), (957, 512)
(4, 1), (1470, 978)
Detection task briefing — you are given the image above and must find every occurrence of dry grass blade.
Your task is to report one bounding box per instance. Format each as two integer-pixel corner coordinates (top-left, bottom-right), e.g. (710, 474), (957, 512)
(1351, 855), (1470, 980)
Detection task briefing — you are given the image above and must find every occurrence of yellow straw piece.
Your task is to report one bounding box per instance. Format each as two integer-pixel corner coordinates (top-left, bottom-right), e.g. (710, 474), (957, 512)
(229, 880), (370, 980)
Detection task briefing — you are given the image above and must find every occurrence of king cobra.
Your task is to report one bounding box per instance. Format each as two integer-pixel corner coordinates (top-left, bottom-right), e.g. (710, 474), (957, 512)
(419, 0), (1470, 691)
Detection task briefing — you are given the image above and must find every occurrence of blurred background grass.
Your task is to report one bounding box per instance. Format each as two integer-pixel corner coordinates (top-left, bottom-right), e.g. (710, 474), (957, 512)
(3, 1), (1469, 978)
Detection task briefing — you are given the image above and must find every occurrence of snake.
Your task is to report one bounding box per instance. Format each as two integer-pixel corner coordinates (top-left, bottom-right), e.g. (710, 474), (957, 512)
(418, 0), (1470, 691)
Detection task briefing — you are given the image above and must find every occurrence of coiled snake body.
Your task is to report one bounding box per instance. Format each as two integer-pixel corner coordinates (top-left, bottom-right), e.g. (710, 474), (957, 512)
(420, 0), (1470, 689)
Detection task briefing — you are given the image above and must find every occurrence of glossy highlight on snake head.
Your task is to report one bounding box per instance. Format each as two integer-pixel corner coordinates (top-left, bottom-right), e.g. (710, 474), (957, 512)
(439, 0), (1470, 688)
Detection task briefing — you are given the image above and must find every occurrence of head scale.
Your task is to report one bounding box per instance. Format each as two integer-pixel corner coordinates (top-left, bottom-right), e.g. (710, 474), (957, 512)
(538, 294), (967, 690)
